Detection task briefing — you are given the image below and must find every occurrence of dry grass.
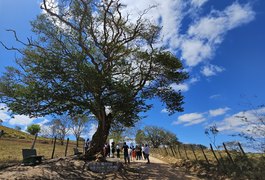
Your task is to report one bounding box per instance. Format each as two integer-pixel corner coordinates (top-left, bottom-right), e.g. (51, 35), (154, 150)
(0, 138), (84, 166)
(0, 138), (84, 164)
(0, 125), (85, 165)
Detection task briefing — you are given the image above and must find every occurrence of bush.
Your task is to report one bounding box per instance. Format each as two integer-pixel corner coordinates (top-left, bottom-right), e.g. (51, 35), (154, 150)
(26, 124), (41, 135)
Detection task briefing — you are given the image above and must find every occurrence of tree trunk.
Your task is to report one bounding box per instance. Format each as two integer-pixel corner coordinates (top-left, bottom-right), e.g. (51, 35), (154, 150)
(76, 136), (79, 147)
(86, 113), (112, 158)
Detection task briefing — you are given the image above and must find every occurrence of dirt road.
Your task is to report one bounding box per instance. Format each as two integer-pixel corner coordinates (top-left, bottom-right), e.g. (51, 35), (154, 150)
(0, 156), (201, 179)
(118, 156), (200, 180)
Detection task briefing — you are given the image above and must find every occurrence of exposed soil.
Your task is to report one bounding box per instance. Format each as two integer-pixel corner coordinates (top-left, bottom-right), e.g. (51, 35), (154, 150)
(0, 156), (201, 180)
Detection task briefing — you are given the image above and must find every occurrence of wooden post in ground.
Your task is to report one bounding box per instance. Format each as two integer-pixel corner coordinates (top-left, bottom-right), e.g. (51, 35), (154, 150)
(164, 147), (168, 156)
(177, 145), (182, 159)
(200, 145), (210, 165)
(183, 144), (189, 160)
(170, 146), (176, 157)
(210, 144), (221, 166)
(237, 142), (246, 156)
(190, 145), (198, 162)
(65, 138), (69, 157)
(223, 143), (235, 165)
(51, 136), (57, 159)
(172, 145), (178, 158)
(31, 133), (38, 149)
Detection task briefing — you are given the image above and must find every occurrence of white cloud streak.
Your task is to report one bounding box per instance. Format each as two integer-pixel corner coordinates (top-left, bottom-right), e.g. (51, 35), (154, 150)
(209, 107), (230, 117)
(122, 1), (255, 68)
(201, 64), (225, 77)
(216, 107), (265, 138)
(173, 112), (206, 126)
(9, 115), (36, 126)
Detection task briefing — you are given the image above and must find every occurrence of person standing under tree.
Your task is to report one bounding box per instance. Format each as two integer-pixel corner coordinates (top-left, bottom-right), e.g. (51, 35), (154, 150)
(84, 138), (90, 153)
(122, 142), (130, 164)
(111, 141), (115, 158)
(144, 144), (150, 164)
(116, 144), (120, 158)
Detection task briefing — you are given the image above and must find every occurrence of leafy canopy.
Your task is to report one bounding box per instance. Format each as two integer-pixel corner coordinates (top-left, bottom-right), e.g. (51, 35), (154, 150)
(27, 124), (41, 135)
(0, 0), (188, 128)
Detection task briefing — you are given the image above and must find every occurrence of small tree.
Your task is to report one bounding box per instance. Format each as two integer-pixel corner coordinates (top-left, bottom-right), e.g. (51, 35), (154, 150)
(48, 114), (71, 145)
(27, 124), (41, 135)
(70, 114), (89, 147)
(205, 124), (219, 149)
(235, 104), (265, 152)
(0, 119), (3, 126)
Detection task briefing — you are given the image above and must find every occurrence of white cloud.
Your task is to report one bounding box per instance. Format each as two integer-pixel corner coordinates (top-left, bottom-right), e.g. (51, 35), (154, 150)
(182, 2), (255, 66)
(190, 0), (208, 7)
(180, 38), (212, 66)
(173, 112), (206, 126)
(9, 115), (36, 126)
(0, 111), (10, 122)
(0, 103), (10, 122)
(161, 108), (169, 113)
(88, 123), (98, 139)
(209, 94), (221, 99)
(190, 77), (199, 84)
(37, 119), (50, 126)
(216, 107), (265, 138)
(201, 64), (225, 77)
(209, 107), (230, 117)
(170, 83), (189, 92)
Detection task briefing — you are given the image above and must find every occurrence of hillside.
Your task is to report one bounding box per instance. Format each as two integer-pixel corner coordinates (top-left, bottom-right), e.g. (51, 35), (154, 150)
(0, 125), (40, 140)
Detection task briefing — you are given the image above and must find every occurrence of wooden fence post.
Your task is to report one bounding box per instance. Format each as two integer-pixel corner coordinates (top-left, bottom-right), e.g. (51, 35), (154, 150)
(51, 136), (57, 159)
(164, 147), (168, 156)
(183, 144), (189, 160)
(190, 145), (198, 162)
(31, 133), (38, 149)
(237, 142), (246, 156)
(223, 143), (235, 165)
(172, 145), (178, 158)
(65, 138), (69, 157)
(177, 145), (182, 159)
(170, 146), (176, 157)
(200, 145), (210, 165)
(210, 144), (221, 166)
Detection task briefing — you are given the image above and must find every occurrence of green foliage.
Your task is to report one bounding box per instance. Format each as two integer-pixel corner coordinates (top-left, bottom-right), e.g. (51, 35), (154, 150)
(0, 0), (188, 155)
(26, 124), (41, 135)
(143, 126), (179, 147)
(47, 114), (71, 145)
(135, 130), (146, 145)
(70, 114), (90, 147)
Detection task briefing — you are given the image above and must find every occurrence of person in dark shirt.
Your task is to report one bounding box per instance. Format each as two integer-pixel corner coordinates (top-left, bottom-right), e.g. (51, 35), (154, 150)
(122, 142), (130, 164)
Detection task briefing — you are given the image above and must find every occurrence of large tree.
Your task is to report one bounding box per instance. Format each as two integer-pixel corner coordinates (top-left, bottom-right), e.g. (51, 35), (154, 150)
(143, 126), (179, 148)
(0, 0), (188, 157)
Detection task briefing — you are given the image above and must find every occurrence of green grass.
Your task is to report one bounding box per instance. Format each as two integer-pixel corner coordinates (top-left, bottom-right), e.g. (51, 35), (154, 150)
(0, 125), (84, 166)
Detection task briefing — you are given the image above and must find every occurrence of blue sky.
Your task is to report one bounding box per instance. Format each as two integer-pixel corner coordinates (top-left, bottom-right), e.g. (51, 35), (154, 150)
(0, 0), (265, 149)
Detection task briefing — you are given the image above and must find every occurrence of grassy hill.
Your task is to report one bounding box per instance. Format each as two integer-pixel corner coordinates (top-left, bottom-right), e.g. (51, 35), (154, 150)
(0, 125), (83, 167)
(0, 125), (37, 140)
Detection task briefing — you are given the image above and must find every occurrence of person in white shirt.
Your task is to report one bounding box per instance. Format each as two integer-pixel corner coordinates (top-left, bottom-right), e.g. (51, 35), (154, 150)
(141, 144), (146, 160)
(144, 144), (150, 164)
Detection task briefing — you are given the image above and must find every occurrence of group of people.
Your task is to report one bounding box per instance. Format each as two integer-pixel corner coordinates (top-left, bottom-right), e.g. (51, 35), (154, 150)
(122, 142), (150, 164)
(84, 138), (150, 164)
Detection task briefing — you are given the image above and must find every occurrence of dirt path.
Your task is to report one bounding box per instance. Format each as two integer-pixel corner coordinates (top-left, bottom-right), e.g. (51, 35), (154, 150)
(0, 156), (201, 180)
(119, 156), (200, 180)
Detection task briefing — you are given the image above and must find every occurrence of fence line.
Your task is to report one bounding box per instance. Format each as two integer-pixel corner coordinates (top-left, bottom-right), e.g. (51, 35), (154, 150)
(150, 142), (254, 173)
